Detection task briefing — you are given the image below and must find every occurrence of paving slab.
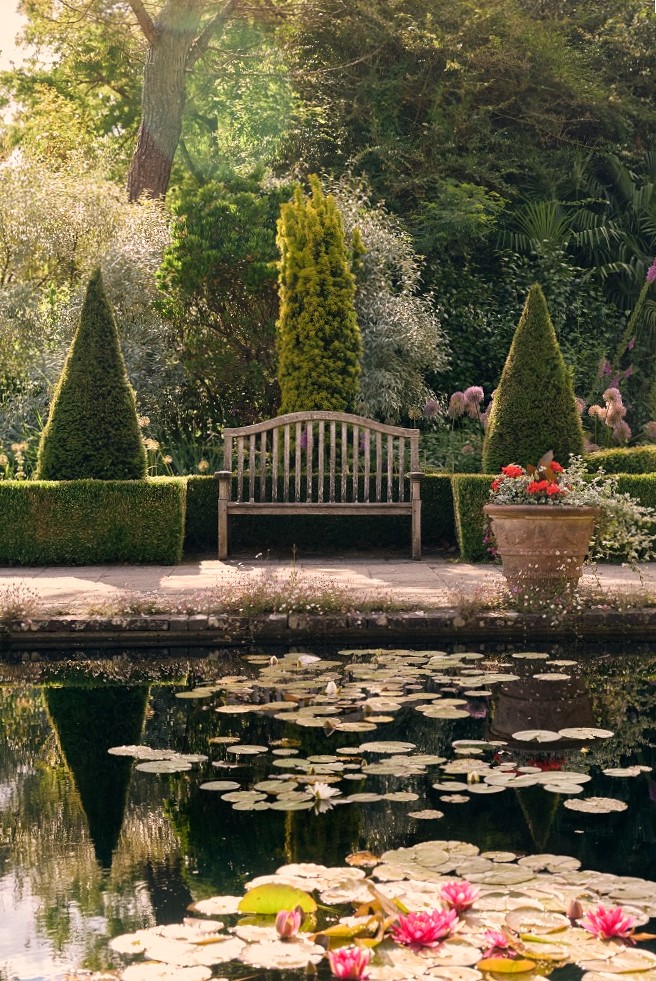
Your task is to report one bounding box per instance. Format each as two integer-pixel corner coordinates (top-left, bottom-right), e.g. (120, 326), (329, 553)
(0, 554), (654, 613)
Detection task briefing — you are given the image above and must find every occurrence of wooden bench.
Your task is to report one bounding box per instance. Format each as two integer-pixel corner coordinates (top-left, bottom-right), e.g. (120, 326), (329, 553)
(216, 411), (422, 560)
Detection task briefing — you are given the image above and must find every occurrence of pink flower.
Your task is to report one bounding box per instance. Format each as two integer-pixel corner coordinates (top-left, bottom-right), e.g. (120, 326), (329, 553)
(463, 386), (485, 419)
(567, 899), (584, 923)
(588, 404), (607, 421)
(612, 420), (632, 443)
(440, 881), (480, 913)
(391, 908), (459, 948)
(483, 929), (513, 956)
(484, 929), (510, 949)
(424, 399), (441, 419)
(575, 397), (587, 416)
(603, 387), (623, 404)
(275, 906), (304, 939)
(581, 905), (637, 940)
(646, 258), (656, 283)
(464, 385), (485, 405)
(447, 391), (466, 418)
(644, 421), (656, 442)
(327, 946), (371, 979)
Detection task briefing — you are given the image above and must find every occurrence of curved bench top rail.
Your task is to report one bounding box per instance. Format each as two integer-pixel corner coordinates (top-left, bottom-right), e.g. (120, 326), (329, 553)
(222, 411), (419, 440)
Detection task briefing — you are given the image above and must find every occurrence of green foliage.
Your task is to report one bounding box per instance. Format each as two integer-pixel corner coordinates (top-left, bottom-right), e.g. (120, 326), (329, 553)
(585, 446), (656, 474)
(158, 176), (289, 429)
(0, 478), (185, 565)
(37, 269), (146, 480)
(276, 177), (361, 413)
(482, 285), (584, 472)
(331, 177), (448, 420)
(451, 475), (493, 562)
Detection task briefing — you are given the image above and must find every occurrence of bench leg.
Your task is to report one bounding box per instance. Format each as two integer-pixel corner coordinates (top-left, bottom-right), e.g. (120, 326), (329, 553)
(218, 499), (228, 560)
(412, 499), (421, 560)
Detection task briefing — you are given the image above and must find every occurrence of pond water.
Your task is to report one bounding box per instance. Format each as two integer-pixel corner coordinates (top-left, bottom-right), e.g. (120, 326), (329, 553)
(1, 643), (655, 981)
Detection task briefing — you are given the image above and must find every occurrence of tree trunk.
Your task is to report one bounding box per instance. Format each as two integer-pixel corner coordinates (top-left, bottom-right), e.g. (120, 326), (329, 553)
(127, 0), (205, 201)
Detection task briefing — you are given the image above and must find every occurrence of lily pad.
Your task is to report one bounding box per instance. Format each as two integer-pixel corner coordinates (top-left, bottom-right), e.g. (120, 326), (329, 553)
(238, 883), (317, 915)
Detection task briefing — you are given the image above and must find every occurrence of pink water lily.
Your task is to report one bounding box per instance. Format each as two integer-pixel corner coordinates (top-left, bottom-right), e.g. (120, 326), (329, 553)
(327, 946), (371, 979)
(440, 880), (480, 913)
(391, 908), (459, 948)
(581, 905), (637, 940)
(483, 929), (513, 958)
(275, 906), (303, 939)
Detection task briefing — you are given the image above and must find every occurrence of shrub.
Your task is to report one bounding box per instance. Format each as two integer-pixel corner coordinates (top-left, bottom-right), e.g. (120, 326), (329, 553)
(36, 268), (147, 480)
(276, 176), (361, 412)
(585, 446), (656, 474)
(0, 478), (185, 564)
(482, 283), (584, 472)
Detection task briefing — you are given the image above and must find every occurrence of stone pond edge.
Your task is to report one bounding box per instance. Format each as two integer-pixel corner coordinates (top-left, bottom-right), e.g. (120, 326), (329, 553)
(2, 607), (656, 653)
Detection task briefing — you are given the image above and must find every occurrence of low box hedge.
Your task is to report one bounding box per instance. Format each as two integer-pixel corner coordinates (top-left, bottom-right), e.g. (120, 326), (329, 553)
(184, 474), (455, 555)
(451, 474), (495, 562)
(585, 446), (656, 473)
(0, 478), (186, 565)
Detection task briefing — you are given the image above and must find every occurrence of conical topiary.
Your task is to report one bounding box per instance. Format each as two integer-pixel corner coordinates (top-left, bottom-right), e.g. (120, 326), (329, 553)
(36, 268), (146, 480)
(482, 284), (584, 472)
(276, 175), (362, 412)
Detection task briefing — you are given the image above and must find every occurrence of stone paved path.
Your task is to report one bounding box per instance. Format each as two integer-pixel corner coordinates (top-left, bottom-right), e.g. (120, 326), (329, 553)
(0, 554), (654, 612)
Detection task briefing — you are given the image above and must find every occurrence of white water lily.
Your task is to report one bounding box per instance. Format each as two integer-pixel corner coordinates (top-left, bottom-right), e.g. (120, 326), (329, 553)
(308, 782), (342, 800)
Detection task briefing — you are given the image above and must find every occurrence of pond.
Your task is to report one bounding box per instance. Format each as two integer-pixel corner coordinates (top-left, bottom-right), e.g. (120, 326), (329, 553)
(1, 643), (655, 981)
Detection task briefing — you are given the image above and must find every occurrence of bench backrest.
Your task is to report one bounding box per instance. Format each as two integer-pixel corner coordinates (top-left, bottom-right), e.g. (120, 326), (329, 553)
(222, 411), (419, 505)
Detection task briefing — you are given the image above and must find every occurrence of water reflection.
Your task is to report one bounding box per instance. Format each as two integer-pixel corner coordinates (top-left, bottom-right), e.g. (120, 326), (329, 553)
(0, 646), (655, 980)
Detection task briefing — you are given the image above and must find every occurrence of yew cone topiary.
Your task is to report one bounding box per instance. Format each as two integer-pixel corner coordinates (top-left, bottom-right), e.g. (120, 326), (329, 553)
(482, 284), (584, 472)
(276, 176), (362, 412)
(36, 268), (146, 480)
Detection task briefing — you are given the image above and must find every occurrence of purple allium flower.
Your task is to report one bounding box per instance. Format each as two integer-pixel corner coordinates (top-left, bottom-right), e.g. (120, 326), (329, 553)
(612, 420), (631, 443)
(447, 392), (466, 419)
(603, 387), (622, 404)
(575, 397), (586, 416)
(584, 438), (600, 453)
(463, 385), (484, 405)
(423, 399), (441, 419)
(598, 359), (612, 378)
(588, 404), (606, 421)
(646, 259), (656, 283)
(644, 421), (656, 442)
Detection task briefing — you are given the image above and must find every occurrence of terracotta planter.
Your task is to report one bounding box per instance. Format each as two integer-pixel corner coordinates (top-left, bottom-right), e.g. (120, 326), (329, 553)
(483, 504), (600, 592)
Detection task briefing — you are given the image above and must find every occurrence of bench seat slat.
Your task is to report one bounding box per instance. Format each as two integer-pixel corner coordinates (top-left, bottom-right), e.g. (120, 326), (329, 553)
(227, 502), (413, 516)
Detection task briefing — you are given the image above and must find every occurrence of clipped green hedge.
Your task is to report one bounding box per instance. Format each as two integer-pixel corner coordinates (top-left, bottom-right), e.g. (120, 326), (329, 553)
(451, 474), (494, 562)
(585, 446), (656, 474)
(184, 474), (455, 555)
(615, 474), (656, 509)
(0, 478), (186, 565)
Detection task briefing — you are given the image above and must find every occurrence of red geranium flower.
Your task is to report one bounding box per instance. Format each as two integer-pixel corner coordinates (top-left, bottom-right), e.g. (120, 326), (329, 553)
(550, 461), (564, 473)
(546, 483), (565, 496)
(527, 480), (549, 494)
(501, 465), (524, 478)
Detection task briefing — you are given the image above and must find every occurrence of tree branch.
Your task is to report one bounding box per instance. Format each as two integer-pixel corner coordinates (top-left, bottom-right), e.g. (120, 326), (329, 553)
(186, 0), (240, 69)
(126, 0), (158, 45)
